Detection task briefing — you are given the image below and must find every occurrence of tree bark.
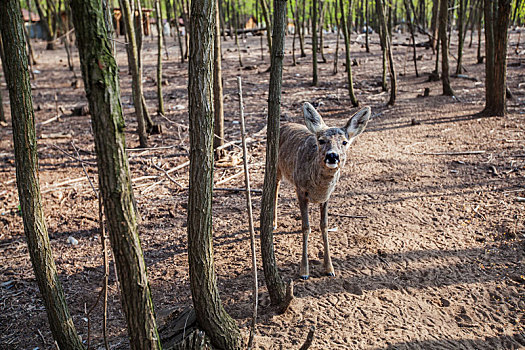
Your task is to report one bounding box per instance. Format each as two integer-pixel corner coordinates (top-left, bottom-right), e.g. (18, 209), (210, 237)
(439, 0), (455, 96)
(404, 0), (419, 77)
(213, 0), (225, 158)
(0, 2), (84, 348)
(339, 0), (359, 106)
(260, 0), (273, 53)
(188, 0), (243, 348)
(260, 0), (288, 307)
(482, 0), (511, 116)
(456, 0), (466, 74)
(430, 0), (439, 52)
(70, 0), (162, 348)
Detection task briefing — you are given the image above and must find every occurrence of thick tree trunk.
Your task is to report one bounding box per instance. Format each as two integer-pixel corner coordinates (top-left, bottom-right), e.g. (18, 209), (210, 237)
(156, 0), (165, 115)
(339, 0), (359, 106)
(439, 0), (455, 96)
(0, 2), (84, 348)
(213, 0), (225, 158)
(312, 0), (318, 85)
(483, 0), (511, 116)
(260, 0), (288, 307)
(187, 0), (242, 348)
(70, 1), (162, 348)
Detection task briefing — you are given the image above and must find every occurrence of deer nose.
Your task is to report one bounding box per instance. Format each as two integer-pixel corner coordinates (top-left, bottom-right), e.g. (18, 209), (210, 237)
(325, 152), (339, 164)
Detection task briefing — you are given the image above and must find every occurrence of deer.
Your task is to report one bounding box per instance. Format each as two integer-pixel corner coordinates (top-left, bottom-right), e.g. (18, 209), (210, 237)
(274, 102), (371, 280)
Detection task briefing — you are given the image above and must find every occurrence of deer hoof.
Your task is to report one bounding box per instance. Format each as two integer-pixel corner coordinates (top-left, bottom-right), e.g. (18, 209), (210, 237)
(300, 275), (309, 280)
(326, 272), (335, 277)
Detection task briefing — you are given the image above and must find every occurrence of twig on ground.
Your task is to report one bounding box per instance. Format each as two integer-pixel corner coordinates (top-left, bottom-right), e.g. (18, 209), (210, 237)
(299, 326), (316, 350)
(151, 161), (185, 189)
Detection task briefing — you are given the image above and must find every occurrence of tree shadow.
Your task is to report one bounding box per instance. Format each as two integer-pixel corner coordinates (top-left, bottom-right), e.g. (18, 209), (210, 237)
(375, 334), (525, 349)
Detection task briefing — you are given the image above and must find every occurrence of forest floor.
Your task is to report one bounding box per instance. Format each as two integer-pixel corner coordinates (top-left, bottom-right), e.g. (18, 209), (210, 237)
(0, 29), (524, 350)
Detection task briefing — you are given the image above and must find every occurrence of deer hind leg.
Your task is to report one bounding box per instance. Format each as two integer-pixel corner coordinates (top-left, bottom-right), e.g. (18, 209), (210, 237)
(298, 191), (310, 280)
(320, 202), (335, 276)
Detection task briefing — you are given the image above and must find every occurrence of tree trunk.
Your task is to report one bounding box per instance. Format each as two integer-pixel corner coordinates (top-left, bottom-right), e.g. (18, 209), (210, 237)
(456, 0), (466, 74)
(482, 0), (511, 116)
(365, 0), (370, 52)
(120, 0), (149, 147)
(213, 0), (225, 158)
(173, 0), (185, 62)
(319, 0), (327, 63)
(70, 0), (162, 348)
(339, 0), (359, 106)
(156, 0), (165, 115)
(187, 0), (243, 348)
(260, 0), (273, 53)
(34, 0), (55, 49)
(404, 0), (419, 77)
(439, 0), (455, 96)
(376, 0), (397, 105)
(312, 0), (318, 85)
(260, 0), (288, 307)
(289, 0), (297, 66)
(333, 0), (341, 74)
(430, 0), (439, 52)
(0, 2), (84, 348)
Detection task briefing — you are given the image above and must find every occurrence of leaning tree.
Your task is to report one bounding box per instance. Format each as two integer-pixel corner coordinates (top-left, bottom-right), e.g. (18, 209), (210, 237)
(69, 0), (162, 348)
(0, 1), (84, 348)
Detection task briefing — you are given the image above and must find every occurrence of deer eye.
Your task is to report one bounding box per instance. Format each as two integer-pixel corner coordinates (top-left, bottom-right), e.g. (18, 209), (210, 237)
(318, 139), (326, 145)
(343, 141), (348, 146)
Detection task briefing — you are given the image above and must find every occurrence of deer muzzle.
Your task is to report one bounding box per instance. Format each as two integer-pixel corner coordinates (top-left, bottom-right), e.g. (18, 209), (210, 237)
(324, 152), (340, 169)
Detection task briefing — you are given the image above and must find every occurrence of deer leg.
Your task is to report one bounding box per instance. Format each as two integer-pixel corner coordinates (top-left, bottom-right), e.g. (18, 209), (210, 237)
(273, 178), (281, 230)
(298, 191), (310, 279)
(320, 202), (335, 276)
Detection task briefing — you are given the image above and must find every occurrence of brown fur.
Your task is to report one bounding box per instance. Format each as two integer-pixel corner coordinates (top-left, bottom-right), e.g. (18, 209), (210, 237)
(274, 103), (371, 279)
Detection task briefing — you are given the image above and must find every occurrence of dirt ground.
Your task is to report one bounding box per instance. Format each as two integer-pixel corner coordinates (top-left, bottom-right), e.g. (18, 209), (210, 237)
(1, 28), (524, 350)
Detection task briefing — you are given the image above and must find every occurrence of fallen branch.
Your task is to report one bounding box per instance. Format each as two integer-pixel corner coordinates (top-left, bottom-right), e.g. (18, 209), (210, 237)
(330, 213), (368, 219)
(214, 187), (262, 194)
(416, 150), (486, 156)
(215, 171), (244, 186)
(151, 161), (185, 189)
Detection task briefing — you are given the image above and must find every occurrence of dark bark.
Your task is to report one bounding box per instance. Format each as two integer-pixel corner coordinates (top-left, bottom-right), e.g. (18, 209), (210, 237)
(70, 0), (162, 348)
(439, 0), (455, 96)
(482, 0), (511, 116)
(260, 0), (288, 307)
(187, 0), (242, 348)
(339, 0), (359, 106)
(173, 0), (185, 62)
(0, 2), (84, 348)
(365, 0), (370, 52)
(213, 0), (225, 158)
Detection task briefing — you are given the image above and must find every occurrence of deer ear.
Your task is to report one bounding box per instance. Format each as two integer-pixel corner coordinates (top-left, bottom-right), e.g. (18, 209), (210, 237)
(303, 102), (326, 133)
(344, 106), (371, 139)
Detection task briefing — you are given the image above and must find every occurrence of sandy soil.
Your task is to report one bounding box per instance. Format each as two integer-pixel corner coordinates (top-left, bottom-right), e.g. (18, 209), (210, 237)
(0, 29), (524, 350)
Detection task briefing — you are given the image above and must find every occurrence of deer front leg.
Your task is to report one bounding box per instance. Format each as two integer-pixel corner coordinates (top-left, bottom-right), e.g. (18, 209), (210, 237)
(320, 202), (335, 276)
(298, 191), (310, 280)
